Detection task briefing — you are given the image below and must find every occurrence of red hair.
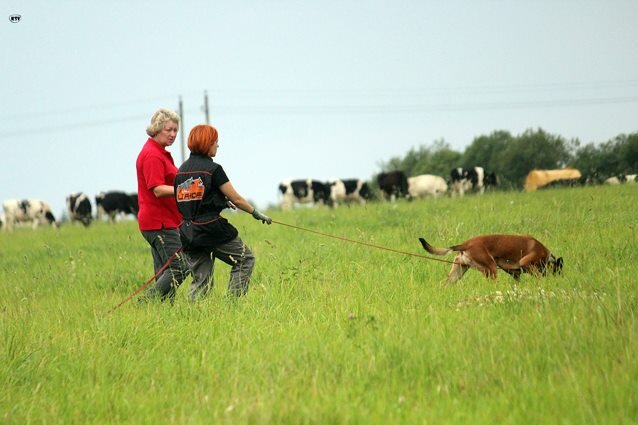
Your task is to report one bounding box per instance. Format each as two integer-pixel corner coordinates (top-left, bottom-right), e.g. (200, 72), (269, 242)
(188, 124), (218, 155)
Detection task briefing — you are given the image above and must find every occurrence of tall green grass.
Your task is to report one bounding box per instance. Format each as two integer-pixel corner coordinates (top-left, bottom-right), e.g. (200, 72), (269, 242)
(1, 185), (637, 424)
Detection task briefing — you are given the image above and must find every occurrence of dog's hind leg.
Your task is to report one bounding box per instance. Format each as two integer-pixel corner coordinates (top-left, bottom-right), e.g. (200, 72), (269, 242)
(470, 248), (499, 280)
(476, 264), (498, 280)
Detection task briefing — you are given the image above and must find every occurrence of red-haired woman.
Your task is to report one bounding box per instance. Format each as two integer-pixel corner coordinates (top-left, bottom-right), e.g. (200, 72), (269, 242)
(174, 124), (271, 300)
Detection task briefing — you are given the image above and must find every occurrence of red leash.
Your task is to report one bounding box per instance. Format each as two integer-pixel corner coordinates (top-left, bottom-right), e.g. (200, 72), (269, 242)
(108, 247), (184, 314)
(271, 220), (457, 265)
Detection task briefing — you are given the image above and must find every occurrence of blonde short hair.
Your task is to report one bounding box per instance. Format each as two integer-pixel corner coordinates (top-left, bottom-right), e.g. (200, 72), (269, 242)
(146, 108), (180, 137)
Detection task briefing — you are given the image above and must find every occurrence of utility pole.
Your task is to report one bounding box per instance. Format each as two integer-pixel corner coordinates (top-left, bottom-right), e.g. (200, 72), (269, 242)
(178, 96), (185, 163)
(203, 90), (210, 124)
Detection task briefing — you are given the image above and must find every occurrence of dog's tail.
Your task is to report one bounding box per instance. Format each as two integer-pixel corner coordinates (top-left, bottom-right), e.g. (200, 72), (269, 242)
(419, 237), (453, 256)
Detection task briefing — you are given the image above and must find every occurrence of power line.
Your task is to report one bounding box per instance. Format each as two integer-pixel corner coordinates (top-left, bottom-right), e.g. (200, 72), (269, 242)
(0, 114), (149, 137)
(2, 79), (638, 122)
(205, 95), (638, 115)
(203, 79), (638, 98)
(0, 95), (182, 122)
(1, 94), (637, 138)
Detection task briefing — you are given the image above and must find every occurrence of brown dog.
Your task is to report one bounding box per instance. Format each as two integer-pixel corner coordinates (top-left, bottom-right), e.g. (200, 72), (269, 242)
(419, 235), (563, 283)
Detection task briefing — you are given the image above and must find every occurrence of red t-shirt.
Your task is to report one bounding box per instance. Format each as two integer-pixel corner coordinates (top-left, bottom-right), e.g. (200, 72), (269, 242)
(136, 138), (182, 230)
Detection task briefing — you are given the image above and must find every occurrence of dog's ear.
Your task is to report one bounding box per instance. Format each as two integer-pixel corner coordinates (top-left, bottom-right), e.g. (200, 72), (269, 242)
(556, 257), (564, 274)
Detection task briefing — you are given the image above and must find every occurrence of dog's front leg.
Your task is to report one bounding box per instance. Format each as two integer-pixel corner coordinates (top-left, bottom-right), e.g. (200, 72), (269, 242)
(497, 260), (522, 281)
(519, 253), (545, 278)
(502, 269), (522, 281)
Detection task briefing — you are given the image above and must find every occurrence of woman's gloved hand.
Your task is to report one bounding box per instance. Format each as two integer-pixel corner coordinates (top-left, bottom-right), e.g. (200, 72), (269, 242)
(251, 208), (272, 224)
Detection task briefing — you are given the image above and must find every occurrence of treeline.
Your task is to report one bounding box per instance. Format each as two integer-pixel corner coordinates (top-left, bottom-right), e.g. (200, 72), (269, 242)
(380, 128), (638, 189)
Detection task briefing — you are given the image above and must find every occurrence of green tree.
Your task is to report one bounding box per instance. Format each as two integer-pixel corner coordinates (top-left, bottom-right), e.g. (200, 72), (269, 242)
(571, 132), (638, 180)
(430, 143), (462, 177)
(380, 139), (461, 178)
(616, 132), (638, 173)
(412, 139), (462, 177)
(381, 147), (427, 175)
(462, 130), (513, 172)
(572, 142), (603, 179)
(594, 138), (623, 177)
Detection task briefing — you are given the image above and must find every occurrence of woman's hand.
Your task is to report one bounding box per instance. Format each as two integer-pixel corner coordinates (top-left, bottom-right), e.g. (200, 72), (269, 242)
(251, 208), (272, 224)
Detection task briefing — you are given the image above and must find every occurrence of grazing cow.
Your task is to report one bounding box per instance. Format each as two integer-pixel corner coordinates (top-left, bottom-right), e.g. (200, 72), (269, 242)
(605, 174), (637, 185)
(450, 168), (472, 196)
(66, 192), (92, 227)
(604, 176), (623, 185)
(377, 171), (409, 201)
(278, 179), (332, 211)
(95, 191), (139, 222)
(578, 171), (603, 186)
(524, 169), (581, 192)
(328, 179), (371, 207)
(407, 174), (448, 199)
(450, 167), (497, 196)
(2, 199), (58, 231)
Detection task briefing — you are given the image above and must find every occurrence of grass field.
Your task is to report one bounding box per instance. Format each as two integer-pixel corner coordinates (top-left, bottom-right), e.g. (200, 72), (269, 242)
(1, 185), (637, 424)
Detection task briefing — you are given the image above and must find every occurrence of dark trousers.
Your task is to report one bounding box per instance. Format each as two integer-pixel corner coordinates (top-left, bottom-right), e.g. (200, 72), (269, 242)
(185, 236), (255, 301)
(139, 228), (190, 302)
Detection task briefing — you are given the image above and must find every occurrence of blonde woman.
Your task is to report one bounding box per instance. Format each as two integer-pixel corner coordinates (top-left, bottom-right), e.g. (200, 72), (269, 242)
(135, 108), (189, 302)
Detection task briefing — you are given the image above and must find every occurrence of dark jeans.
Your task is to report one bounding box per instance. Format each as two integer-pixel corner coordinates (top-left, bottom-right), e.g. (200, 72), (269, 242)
(138, 228), (190, 302)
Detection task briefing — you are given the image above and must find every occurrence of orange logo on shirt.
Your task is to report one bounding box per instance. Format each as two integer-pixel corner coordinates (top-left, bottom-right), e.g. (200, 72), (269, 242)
(177, 177), (205, 202)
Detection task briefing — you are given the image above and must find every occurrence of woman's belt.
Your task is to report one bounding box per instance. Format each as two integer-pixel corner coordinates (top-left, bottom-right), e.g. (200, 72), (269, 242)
(181, 214), (222, 225)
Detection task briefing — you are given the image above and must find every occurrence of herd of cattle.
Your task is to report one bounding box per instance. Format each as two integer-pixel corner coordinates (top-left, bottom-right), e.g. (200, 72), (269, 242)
(279, 167), (499, 210)
(1, 191), (138, 231)
(279, 166), (635, 209)
(1, 167), (635, 230)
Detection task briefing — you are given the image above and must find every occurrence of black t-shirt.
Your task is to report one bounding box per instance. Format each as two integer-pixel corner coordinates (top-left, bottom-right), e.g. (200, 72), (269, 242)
(174, 154), (238, 250)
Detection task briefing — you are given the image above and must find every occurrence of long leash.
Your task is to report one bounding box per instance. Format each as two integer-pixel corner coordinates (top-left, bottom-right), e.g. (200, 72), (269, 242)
(110, 219), (455, 313)
(107, 247), (184, 314)
(271, 220), (458, 265)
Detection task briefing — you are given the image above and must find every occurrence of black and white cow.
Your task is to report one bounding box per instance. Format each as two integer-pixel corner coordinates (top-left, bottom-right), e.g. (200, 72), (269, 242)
(407, 174), (448, 199)
(95, 191), (139, 222)
(2, 199), (58, 231)
(328, 179), (371, 207)
(604, 174), (637, 185)
(377, 171), (409, 201)
(450, 167), (497, 196)
(577, 171), (603, 186)
(278, 179), (332, 210)
(66, 192), (93, 227)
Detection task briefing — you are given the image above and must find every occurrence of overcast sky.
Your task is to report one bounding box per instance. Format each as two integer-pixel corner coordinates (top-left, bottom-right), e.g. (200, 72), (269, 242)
(2, 0), (637, 216)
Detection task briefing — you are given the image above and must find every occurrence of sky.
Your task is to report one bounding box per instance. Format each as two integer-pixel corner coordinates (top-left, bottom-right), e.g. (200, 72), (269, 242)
(2, 0), (638, 217)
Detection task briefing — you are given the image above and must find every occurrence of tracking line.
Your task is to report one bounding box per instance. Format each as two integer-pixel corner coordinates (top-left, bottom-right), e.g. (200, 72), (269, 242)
(271, 220), (457, 265)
